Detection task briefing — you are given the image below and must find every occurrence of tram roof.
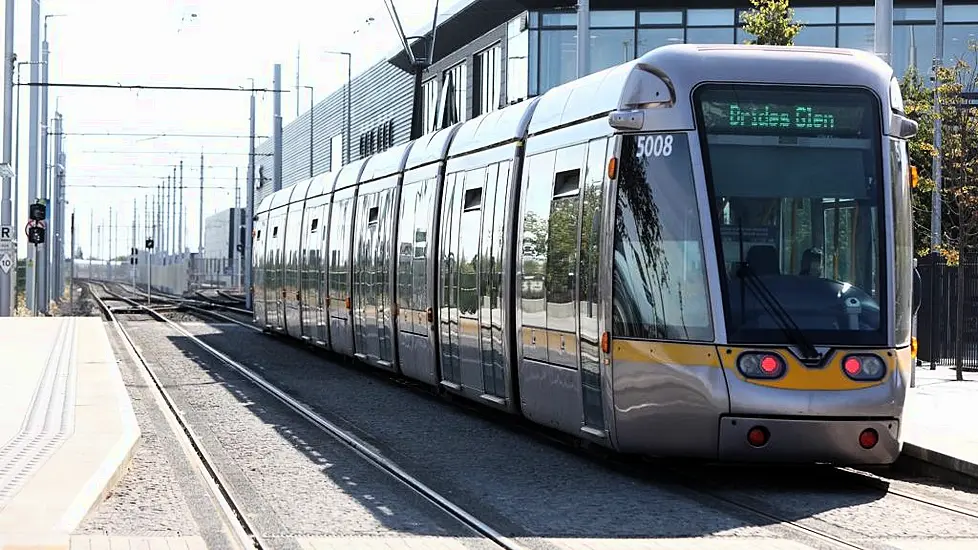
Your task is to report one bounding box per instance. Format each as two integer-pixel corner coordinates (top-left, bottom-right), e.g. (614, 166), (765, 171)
(360, 142), (415, 183)
(448, 97), (539, 158)
(527, 44), (897, 137)
(333, 158), (369, 192)
(405, 124), (462, 171)
(305, 171), (338, 200)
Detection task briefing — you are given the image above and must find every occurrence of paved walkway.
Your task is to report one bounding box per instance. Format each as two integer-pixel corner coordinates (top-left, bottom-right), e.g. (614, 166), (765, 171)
(0, 317), (140, 550)
(902, 361), (978, 478)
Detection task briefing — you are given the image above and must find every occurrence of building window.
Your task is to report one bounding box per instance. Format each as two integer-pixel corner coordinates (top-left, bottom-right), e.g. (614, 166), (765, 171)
(475, 43), (502, 116)
(422, 78), (438, 135)
(442, 61), (467, 126)
(591, 10), (637, 73)
(522, 8), (978, 101)
(507, 14), (529, 104)
(357, 120), (396, 160)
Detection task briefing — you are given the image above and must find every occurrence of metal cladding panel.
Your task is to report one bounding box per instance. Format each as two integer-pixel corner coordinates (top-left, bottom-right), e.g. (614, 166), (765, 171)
(288, 178), (315, 205)
(526, 60), (670, 135)
(254, 59), (414, 205)
(447, 97), (539, 158)
(359, 142), (414, 183)
(405, 124), (462, 170)
(333, 158), (369, 192)
(306, 172), (337, 200)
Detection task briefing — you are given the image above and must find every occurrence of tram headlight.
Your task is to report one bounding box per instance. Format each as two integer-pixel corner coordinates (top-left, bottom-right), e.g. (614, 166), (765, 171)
(737, 352), (786, 379)
(841, 354), (887, 381)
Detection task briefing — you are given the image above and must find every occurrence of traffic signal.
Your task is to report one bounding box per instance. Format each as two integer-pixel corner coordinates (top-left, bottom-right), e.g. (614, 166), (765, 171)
(29, 202), (46, 221)
(27, 226), (45, 244)
(130, 248), (139, 265)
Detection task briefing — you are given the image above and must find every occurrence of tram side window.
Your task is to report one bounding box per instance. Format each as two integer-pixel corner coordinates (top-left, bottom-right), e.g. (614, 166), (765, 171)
(890, 139), (913, 345)
(579, 138), (605, 340)
(612, 133), (713, 341)
(520, 151), (556, 363)
(521, 151), (557, 330)
(547, 146), (585, 344)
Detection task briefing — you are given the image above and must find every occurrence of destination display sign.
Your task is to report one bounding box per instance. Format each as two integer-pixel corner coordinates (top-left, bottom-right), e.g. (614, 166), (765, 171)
(697, 88), (874, 136)
(725, 104), (837, 130)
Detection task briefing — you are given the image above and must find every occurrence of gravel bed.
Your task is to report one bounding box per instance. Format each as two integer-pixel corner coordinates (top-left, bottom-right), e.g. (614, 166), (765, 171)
(71, 294), (237, 550)
(166, 320), (861, 549)
(119, 317), (498, 550)
(174, 318), (978, 548)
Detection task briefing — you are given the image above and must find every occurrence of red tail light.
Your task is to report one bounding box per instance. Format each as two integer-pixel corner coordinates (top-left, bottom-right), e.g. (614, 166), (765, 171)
(737, 352), (785, 379)
(841, 354), (886, 381)
(859, 428), (879, 449)
(747, 426), (769, 447)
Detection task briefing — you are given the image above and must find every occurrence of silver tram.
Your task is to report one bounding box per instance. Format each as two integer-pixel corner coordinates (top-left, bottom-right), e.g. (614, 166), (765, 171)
(253, 44), (919, 464)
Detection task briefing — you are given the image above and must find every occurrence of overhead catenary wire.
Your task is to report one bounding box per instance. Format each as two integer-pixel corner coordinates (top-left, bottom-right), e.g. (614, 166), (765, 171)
(54, 132), (267, 139)
(77, 150), (272, 156)
(17, 81), (290, 93)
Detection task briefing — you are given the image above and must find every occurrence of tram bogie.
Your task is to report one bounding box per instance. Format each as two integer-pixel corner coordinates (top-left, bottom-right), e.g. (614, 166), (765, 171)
(253, 44), (919, 465)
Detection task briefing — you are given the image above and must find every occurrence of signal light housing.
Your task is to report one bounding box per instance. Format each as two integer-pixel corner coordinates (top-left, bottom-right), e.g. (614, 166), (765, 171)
(737, 352), (786, 379)
(29, 202), (46, 221)
(840, 354), (886, 381)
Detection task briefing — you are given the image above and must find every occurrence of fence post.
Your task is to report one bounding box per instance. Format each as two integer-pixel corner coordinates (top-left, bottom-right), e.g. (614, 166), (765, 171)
(930, 252), (940, 370)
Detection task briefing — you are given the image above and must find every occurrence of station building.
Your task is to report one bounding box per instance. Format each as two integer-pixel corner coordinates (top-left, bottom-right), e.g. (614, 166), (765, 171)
(201, 207), (246, 284)
(252, 0), (978, 203)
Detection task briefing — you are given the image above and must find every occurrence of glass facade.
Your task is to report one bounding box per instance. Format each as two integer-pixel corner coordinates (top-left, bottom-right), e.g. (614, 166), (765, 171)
(527, 3), (978, 96)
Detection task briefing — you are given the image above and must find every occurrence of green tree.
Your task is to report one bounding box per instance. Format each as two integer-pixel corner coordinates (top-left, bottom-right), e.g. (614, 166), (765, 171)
(740, 0), (803, 46)
(900, 66), (938, 257)
(936, 52), (978, 382)
(904, 43), (978, 381)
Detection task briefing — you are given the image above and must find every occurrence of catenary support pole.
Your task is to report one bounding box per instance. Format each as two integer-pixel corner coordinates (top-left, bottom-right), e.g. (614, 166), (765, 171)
(576, 0), (590, 78)
(171, 165), (176, 262)
(874, 0), (893, 66)
(1, 0), (16, 316)
(38, 22), (49, 310)
(26, 0), (40, 312)
(179, 160), (184, 258)
(234, 167), (240, 288)
(245, 86), (256, 310)
(50, 112), (60, 301)
(932, 0), (944, 251)
(69, 211), (74, 312)
(108, 205), (112, 282)
(198, 153), (204, 256)
(273, 64), (283, 192)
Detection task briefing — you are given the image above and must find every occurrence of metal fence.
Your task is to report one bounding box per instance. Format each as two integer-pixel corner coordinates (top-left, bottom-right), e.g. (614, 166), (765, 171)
(916, 253), (978, 370)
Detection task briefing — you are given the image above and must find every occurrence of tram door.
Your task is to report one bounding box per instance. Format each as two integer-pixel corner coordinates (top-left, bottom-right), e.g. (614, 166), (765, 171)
(267, 208), (288, 330)
(578, 138), (608, 433)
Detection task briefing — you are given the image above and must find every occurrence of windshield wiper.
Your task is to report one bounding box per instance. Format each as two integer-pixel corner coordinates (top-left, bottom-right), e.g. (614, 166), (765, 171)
(736, 263), (821, 361)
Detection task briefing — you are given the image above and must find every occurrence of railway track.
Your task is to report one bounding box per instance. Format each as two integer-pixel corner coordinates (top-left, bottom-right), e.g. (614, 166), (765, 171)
(89, 282), (526, 550)
(93, 280), (978, 550)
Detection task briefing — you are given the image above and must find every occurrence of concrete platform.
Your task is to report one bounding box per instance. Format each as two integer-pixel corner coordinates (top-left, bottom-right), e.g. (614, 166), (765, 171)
(0, 317), (140, 549)
(902, 364), (978, 480)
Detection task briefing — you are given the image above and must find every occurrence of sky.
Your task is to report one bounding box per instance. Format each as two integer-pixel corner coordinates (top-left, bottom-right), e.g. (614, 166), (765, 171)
(0, 0), (458, 260)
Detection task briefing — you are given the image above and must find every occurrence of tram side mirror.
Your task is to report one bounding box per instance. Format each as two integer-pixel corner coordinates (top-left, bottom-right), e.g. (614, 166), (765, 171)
(892, 114), (919, 139)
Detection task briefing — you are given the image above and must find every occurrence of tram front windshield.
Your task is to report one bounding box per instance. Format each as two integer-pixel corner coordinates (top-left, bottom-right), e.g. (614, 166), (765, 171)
(694, 84), (886, 347)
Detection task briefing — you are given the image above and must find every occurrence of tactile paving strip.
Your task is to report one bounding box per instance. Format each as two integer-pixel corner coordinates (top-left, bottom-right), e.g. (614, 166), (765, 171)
(0, 318), (78, 510)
